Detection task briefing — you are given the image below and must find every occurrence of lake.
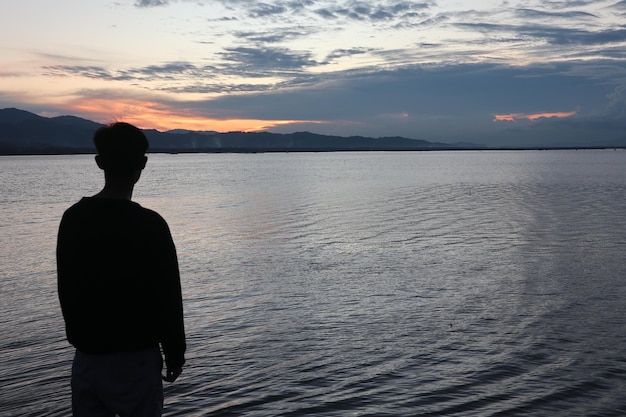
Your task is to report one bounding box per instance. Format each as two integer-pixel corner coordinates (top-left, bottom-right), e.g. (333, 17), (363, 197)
(1, 150), (626, 416)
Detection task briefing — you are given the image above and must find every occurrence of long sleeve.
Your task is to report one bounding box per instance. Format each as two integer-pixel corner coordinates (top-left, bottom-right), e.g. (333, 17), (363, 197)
(156, 221), (186, 369)
(57, 198), (186, 362)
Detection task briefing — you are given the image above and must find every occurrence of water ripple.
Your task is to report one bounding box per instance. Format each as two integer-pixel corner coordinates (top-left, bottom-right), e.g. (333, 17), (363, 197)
(2, 151), (626, 416)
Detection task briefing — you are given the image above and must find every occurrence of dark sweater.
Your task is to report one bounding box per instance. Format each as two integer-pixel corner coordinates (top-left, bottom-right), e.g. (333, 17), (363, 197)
(57, 197), (186, 368)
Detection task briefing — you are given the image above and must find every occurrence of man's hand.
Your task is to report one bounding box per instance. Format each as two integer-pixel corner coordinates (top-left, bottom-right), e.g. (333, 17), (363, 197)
(162, 366), (183, 383)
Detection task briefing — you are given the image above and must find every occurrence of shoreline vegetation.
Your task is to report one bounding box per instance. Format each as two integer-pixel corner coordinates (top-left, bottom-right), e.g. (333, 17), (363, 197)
(1, 108), (625, 156)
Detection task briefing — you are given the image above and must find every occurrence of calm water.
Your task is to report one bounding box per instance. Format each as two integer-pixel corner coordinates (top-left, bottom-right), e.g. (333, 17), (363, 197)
(1, 150), (626, 416)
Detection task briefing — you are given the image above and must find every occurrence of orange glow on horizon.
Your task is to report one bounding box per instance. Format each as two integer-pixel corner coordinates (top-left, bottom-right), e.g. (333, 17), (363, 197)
(66, 98), (324, 132)
(494, 111), (577, 122)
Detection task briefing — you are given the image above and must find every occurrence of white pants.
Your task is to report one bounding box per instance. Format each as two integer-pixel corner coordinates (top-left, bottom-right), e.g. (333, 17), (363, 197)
(71, 346), (164, 417)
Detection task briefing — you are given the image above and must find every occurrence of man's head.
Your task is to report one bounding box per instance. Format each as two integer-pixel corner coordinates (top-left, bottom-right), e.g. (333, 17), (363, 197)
(94, 122), (148, 175)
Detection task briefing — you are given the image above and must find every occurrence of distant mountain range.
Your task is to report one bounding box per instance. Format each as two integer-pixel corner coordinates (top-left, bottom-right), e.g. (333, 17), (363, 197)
(0, 108), (483, 155)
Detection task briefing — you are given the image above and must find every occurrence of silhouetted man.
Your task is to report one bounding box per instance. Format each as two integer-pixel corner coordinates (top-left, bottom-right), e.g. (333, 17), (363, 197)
(57, 122), (186, 417)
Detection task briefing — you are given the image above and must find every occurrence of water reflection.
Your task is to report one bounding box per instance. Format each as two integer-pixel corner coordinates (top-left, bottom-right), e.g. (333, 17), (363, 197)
(2, 151), (626, 416)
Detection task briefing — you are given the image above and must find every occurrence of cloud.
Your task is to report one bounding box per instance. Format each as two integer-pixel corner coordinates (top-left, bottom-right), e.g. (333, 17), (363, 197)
(59, 95), (324, 132)
(189, 0), (435, 25)
(540, 1), (598, 9)
(604, 84), (626, 120)
(325, 47), (373, 61)
(11, 0), (626, 148)
(128, 1), (623, 70)
(312, 1), (432, 22)
(166, 60), (626, 145)
(41, 50), (322, 94)
(611, 0), (626, 9)
(514, 8), (597, 19)
(232, 28), (316, 44)
(41, 57), (325, 95)
(457, 22), (626, 47)
(43, 65), (117, 80)
(43, 61), (217, 82)
(494, 111), (577, 122)
(135, 0), (170, 7)
(23, 57), (626, 147)
(0, 70), (27, 77)
(247, 3), (288, 18)
(218, 46), (319, 73)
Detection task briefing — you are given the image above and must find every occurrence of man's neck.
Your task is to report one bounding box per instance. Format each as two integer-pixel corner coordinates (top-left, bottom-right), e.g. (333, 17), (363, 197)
(93, 170), (141, 200)
(93, 181), (134, 201)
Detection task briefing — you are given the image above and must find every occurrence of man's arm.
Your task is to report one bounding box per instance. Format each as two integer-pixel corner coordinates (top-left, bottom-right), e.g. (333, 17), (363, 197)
(155, 217), (186, 381)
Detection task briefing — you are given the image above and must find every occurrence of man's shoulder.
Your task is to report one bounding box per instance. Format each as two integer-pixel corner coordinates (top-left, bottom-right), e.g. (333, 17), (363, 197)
(61, 198), (92, 219)
(128, 201), (171, 231)
(134, 204), (168, 225)
(63, 197), (133, 215)
(63, 198), (166, 224)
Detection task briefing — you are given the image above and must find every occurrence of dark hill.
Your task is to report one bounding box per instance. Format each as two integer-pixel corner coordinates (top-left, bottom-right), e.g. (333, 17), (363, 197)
(0, 108), (44, 124)
(0, 108), (478, 155)
(50, 115), (102, 130)
(0, 109), (98, 154)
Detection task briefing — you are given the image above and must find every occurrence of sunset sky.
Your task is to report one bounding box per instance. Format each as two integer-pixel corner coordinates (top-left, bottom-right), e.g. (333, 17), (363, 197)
(1, 0), (626, 146)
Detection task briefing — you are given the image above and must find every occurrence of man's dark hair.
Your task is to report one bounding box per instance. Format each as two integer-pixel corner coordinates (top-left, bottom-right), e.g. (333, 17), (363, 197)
(94, 122), (149, 173)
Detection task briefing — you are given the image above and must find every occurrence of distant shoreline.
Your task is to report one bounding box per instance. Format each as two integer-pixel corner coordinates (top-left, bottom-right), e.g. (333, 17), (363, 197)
(3, 108), (626, 155)
(1, 146), (624, 157)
